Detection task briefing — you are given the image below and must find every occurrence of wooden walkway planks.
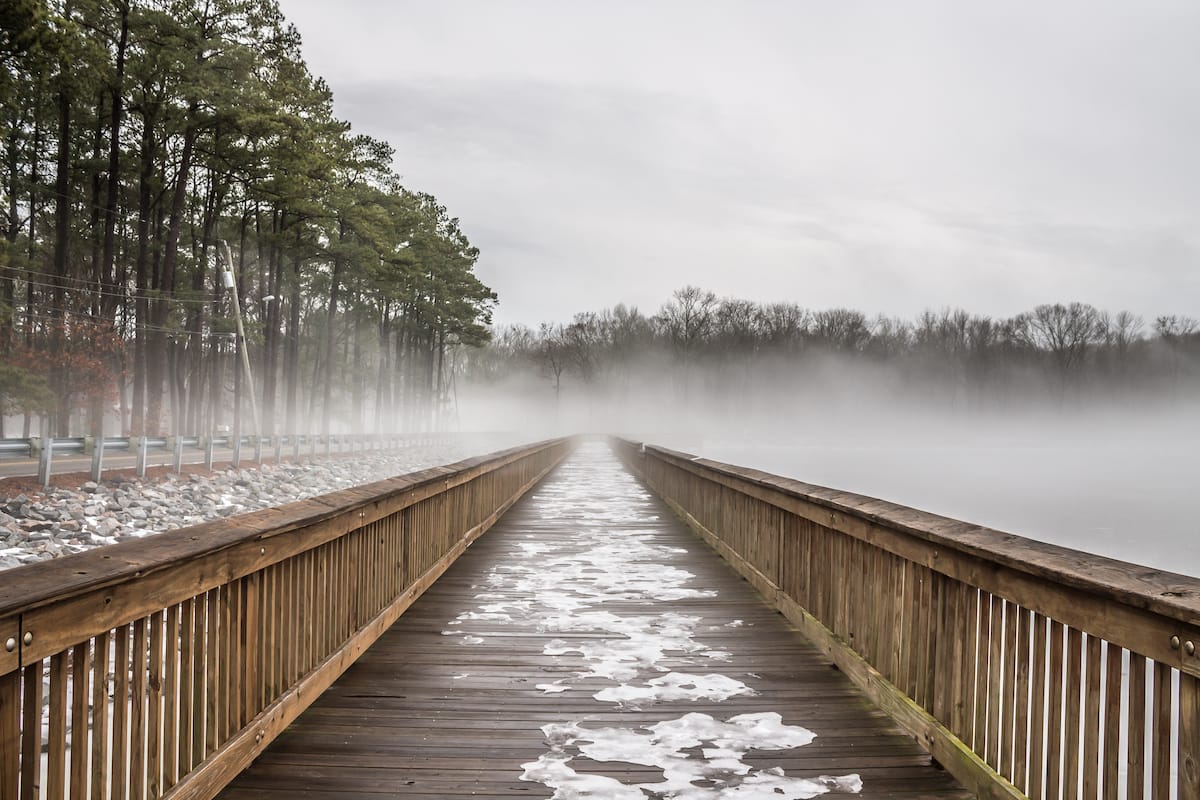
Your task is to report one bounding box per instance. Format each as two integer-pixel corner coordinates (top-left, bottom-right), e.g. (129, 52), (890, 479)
(218, 441), (970, 799)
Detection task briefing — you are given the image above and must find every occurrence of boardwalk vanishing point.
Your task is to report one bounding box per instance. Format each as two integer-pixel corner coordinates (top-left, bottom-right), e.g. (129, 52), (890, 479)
(219, 442), (965, 798)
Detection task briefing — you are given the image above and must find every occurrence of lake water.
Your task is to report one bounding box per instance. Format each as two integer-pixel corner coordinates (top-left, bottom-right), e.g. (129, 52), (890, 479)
(689, 422), (1198, 578)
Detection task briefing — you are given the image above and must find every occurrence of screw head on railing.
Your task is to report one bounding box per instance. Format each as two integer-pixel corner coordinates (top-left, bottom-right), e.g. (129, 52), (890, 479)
(1171, 635), (1182, 650)
(3, 637), (14, 652)
(1188, 641), (1196, 657)
(22, 631), (32, 646)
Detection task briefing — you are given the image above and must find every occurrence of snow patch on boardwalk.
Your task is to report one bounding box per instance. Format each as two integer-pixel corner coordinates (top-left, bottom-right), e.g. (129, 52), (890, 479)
(441, 442), (861, 798)
(521, 712), (862, 800)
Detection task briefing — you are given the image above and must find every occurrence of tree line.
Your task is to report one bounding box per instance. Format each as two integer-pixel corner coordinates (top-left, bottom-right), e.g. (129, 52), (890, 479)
(0, 0), (495, 438)
(465, 287), (1200, 411)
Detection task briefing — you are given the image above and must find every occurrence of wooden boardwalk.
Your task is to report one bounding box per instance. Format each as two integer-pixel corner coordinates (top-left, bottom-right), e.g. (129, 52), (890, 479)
(218, 442), (969, 799)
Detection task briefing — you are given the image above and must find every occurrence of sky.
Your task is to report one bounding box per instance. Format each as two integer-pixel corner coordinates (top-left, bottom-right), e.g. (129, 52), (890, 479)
(276, 1), (1200, 327)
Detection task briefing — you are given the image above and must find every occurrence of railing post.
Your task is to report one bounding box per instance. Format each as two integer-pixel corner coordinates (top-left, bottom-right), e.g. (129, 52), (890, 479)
(254, 435), (263, 464)
(34, 437), (52, 488)
(203, 436), (214, 471)
(292, 433), (301, 461)
(232, 434), (242, 468)
(90, 435), (105, 483)
(134, 435), (149, 478)
(171, 436), (184, 473)
(274, 434), (283, 464)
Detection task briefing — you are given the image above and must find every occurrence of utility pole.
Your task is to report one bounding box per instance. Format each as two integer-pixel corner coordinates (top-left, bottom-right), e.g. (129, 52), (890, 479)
(221, 240), (260, 438)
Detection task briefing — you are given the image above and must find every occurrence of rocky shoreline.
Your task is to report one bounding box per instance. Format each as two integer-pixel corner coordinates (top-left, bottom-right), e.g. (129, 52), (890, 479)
(0, 442), (477, 570)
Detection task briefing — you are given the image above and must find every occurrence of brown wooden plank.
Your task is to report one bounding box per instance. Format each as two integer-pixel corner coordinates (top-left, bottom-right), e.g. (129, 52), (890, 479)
(986, 594), (1004, 768)
(1000, 600), (1018, 779)
(178, 597), (194, 777)
(1046, 620), (1065, 800)
(90, 630), (110, 800)
(130, 617), (147, 799)
(0, 669), (17, 800)
(70, 642), (89, 797)
(148, 610), (164, 800)
(1102, 642), (1122, 800)
(1181, 671), (1200, 800)
(46, 652), (67, 800)
(19, 662), (42, 800)
(1127, 654), (1146, 800)
(973, 589), (989, 756)
(1082, 634), (1102, 799)
(110, 625), (129, 800)
(163, 605), (179, 792)
(1152, 660), (1172, 798)
(1013, 606), (1030, 794)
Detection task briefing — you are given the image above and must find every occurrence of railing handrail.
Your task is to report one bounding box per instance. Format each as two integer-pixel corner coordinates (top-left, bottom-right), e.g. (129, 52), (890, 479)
(622, 438), (1198, 800)
(644, 443), (1200, 626)
(0, 436), (575, 800)
(0, 438), (563, 623)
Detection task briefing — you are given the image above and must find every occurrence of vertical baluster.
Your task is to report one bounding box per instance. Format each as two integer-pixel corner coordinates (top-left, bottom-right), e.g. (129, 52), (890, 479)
(163, 605), (179, 792)
(191, 593), (207, 767)
(241, 574), (259, 728)
(1029, 613), (1049, 799)
(1151, 662), (1172, 798)
(1013, 608), (1031, 793)
(177, 598), (193, 779)
(129, 617), (146, 799)
(206, 588), (220, 759)
(1181, 671), (1200, 800)
(147, 611), (163, 800)
(986, 596), (1004, 768)
(972, 592), (989, 756)
(90, 631), (110, 800)
(952, 584), (976, 744)
(69, 643), (89, 797)
(1102, 643), (1122, 800)
(1082, 635), (1102, 799)
(68, 647), (88, 796)
(1000, 601), (1018, 778)
(19, 661), (42, 800)
(1126, 655), (1146, 800)
(1046, 620), (1065, 800)
(47, 652), (68, 800)
(217, 584), (231, 746)
(110, 628), (129, 800)
(1064, 627), (1083, 800)
(0, 667), (18, 800)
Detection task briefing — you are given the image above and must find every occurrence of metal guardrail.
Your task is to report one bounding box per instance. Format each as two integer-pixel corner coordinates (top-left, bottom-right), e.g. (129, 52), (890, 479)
(0, 432), (465, 488)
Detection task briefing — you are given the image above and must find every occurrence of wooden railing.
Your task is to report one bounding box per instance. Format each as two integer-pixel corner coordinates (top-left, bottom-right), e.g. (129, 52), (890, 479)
(615, 439), (1200, 800)
(0, 438), (573, 800)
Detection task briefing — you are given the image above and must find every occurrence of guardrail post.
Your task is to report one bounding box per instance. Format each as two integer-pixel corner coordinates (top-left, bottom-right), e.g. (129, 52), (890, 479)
(34, 437), (52, 488)
(171, 436), (184, 473)
(90, 435), (105, 483)
(323, 434), (331, 457)
(203, 436), (214, 471)
(232, 434), (242, 468)
(310, 434), (317, 459)
(273, 434), (282, 463)
(254, 435), (263, 464)
(134, 436), (148, 478)
(292, 433), (301, 461)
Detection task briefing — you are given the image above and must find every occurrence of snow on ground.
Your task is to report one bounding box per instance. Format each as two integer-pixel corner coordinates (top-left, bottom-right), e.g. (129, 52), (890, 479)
(0, 437), (506, 570)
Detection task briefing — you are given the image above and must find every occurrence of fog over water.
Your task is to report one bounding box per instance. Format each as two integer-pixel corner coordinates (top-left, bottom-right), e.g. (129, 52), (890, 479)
(457, 367), (1199, 578)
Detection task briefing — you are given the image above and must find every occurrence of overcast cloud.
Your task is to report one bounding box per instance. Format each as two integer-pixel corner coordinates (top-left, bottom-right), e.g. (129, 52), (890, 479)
(277, 1), (1200, 326)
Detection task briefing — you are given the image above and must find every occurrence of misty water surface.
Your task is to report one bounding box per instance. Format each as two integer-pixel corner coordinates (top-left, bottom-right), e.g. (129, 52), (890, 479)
(694, 412), (1198, 578)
